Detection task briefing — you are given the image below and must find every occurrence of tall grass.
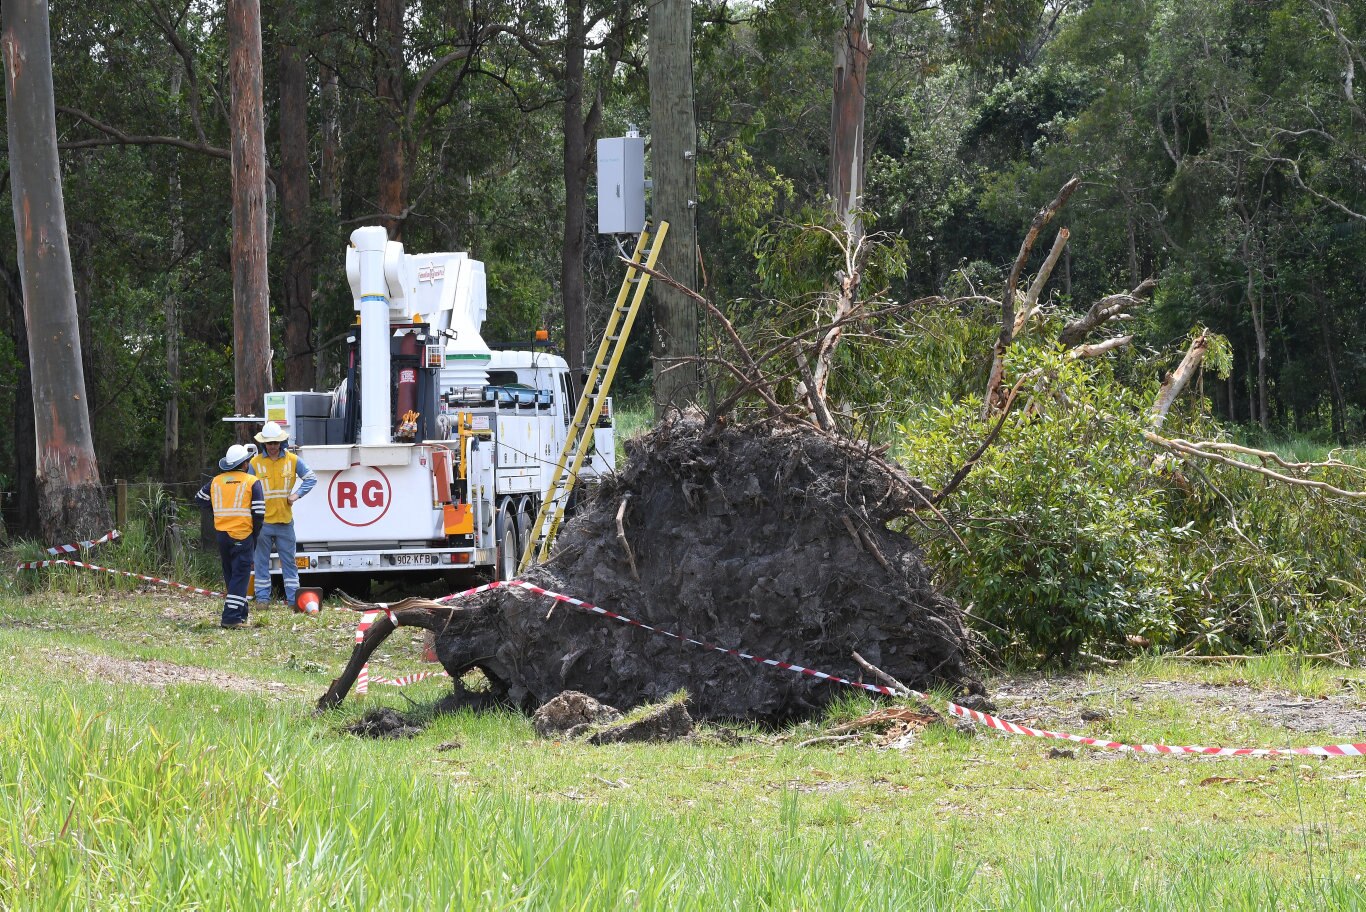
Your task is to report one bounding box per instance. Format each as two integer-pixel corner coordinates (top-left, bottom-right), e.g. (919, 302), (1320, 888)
(3, 681), (1365, 910)
(3, 487), (220, 600)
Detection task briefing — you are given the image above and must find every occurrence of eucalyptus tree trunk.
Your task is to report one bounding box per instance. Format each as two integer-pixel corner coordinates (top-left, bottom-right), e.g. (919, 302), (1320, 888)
(164, 65), (184, 478)
(648, 0), (699, 415)
(1246, 267), (1268, 431)
(1316, 296), (1346, 444)
(279, 22), (315, 390)
(376, 0), (406, 240)
(829, 0), (870, 240)
(320, 64), (342, 214)
(228, 0), (272, 422)
(2, 0), (112, 542)
(2, 262), (37, 537)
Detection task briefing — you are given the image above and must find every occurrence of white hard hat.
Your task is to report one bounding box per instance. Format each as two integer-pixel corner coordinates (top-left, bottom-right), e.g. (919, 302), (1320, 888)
(254, 421), (289, 444)
(219, 443), (254, 471)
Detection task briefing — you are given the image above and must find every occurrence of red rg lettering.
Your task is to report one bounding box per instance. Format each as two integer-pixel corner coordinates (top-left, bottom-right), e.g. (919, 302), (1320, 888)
(336, 481), (358, 508)
(362, 480), (386, 507)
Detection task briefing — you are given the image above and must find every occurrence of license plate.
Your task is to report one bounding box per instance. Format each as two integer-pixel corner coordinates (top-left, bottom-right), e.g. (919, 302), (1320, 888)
(393, 554), (436, 566)
(295, 557), (310, 569)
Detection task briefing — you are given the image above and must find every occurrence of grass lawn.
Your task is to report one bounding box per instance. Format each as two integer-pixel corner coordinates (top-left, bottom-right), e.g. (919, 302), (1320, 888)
(2, 575), (1366, 910)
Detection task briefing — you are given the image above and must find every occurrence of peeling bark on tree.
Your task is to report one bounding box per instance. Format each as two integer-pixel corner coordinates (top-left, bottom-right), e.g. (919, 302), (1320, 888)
(3, 0), (112, 542)
(829, 0), (870, 241)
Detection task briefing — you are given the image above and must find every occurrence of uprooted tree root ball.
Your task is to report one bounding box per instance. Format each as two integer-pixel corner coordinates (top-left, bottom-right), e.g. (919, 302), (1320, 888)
(320, 414), (982, 724)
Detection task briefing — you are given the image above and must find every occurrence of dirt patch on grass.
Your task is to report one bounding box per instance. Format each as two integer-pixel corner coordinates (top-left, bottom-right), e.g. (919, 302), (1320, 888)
(991, 674), (1366, 740)
(42, 647), (293, 696)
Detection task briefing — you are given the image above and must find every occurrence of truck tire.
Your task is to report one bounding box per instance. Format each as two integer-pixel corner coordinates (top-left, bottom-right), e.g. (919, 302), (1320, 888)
(495, 504), (519, 581)
(515, 498), (534, 553)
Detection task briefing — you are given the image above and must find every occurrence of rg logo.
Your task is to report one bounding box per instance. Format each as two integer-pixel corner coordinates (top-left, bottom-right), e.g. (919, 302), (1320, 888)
(327, 467), (392, 527)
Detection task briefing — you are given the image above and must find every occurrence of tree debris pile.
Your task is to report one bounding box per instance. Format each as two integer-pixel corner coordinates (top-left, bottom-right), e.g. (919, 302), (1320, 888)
(423, 412), (980, 724)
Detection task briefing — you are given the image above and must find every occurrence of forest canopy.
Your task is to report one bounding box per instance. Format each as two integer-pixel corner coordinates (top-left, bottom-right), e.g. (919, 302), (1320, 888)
(0, 0), (1361, 526)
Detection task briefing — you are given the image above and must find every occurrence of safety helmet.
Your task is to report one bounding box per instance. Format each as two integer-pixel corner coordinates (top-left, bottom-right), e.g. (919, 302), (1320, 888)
(219, 443), (255, 471)
(254, 421), (289, 444)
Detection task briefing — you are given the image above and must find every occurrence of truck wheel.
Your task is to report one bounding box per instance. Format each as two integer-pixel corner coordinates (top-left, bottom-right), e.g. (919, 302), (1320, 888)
(495, 505), (519, 581)
(516, 498), (534, 554)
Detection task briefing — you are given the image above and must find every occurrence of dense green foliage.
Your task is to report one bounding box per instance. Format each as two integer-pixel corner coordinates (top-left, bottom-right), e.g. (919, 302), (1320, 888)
(1, 0), (1360, 509)
(894, 333), (1365, 663)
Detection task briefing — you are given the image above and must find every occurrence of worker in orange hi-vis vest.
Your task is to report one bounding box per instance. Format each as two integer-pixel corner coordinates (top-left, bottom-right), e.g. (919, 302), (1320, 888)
(196, 444), (266, 628)
(249, 421), (317, 608)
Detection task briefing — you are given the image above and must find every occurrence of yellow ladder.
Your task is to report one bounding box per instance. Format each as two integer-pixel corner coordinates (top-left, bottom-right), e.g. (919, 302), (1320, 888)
(520, 221), (669, 571)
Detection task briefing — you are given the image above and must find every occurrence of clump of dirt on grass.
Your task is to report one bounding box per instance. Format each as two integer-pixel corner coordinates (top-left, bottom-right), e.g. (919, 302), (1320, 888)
(345, 707), (424, 739)
(534, 690), (622, 738)
(432, 414), (981, 724)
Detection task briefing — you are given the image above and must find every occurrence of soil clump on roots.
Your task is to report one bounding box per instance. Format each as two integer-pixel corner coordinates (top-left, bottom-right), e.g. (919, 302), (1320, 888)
(432, 414), (979, 724)
(320, 414), (981, 724)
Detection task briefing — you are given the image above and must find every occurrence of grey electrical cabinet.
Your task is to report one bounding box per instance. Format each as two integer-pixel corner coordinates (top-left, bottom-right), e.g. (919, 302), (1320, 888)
(597, 135), (646, 234)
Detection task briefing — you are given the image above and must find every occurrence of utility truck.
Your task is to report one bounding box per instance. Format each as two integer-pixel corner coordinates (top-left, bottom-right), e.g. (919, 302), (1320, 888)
(260, 226), (616, 590)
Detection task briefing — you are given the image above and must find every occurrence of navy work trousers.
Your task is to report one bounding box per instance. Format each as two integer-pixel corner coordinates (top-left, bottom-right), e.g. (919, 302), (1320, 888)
(217, 531), (255, 625)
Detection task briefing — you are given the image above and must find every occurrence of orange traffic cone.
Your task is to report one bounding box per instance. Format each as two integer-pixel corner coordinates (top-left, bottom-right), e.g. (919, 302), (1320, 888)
(295, 588), (323, 615)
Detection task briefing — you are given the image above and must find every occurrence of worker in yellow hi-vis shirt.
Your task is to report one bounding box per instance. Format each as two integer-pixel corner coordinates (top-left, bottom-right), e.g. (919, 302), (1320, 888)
(249, 421), (317, 608)
(196, 444), (266, 628)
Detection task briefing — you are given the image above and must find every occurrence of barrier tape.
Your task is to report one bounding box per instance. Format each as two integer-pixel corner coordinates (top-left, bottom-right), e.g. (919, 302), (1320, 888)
(429, 579), (1366, 758)
(46, 529), (120, 555)
(943, 703), (1366, 757)
(15, 558), (225, 599)
(352, 609), (448, 692)
(372, 671), (446, 687)
(355, 611), (378, 695)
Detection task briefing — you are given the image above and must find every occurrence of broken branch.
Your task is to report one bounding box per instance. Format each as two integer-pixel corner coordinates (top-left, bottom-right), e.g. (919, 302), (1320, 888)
(851, 650), (913, 696)
(1058, 278), (1156, 347)
(985, 177), (1081, 415)
(1150, 332), (1209, 428)
(1145, 431), (1366, 499)
(1013, 228), (1070, 335)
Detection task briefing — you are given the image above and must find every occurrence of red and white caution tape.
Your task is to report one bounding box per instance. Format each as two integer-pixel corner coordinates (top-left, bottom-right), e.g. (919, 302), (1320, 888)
(943, 702), (1366, 757)
(372, 671), (446, 687)
(351, 609), (449, 692)
(355, 611), (379, 694)
(45, 529), (121, 555)
(355, 608), (450, 693)
(14, 558), (225, 599)
(429, 579), (1366, 758)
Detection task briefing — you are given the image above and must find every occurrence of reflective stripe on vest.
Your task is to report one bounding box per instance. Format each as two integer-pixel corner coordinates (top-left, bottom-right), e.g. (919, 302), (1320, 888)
(211, 472), (256, 540)
(250, 451), (299, 524)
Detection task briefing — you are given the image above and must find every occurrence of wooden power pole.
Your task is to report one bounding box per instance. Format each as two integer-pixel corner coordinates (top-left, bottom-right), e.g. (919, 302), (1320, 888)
(648, 0), (700, 416)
